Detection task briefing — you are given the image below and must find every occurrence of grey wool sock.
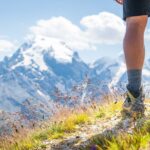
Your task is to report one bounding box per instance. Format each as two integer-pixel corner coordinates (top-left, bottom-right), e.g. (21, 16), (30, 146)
(126, 69), (142, 98)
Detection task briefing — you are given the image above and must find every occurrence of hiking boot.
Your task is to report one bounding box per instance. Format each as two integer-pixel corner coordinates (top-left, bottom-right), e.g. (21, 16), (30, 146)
(131, 94), (145, 119)
(121, 88), (145, 120)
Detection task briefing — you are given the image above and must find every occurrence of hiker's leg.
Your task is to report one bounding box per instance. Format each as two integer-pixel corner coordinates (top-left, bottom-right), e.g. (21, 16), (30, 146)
(124, 15), (148, 97)
(124, 16), (147, 69)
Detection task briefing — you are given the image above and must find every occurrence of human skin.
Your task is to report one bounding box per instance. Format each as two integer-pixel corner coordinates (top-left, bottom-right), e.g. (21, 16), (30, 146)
(115, 0), (123, 5)
(115, 0), (148, 70)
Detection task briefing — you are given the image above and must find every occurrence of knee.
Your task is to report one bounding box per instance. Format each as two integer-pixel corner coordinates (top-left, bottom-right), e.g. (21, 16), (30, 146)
(126, 16), (148, 34)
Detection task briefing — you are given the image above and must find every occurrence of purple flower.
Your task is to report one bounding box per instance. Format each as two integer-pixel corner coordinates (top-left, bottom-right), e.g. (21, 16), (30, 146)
(91, 145), (97, 150)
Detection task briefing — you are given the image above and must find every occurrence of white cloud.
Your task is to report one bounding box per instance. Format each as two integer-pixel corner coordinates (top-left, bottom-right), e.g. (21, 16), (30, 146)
(29, 16), (91, 51)
(145, 29), (150, 41)
(0, 39), (16, 60)
(28, 12), (125, 51)
(0, 40), (14, 50)
(81, 12), (125, 45)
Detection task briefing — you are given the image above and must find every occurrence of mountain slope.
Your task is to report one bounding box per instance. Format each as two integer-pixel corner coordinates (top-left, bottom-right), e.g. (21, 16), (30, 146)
(91, 55), (150, 96)
(0, 36), (89, 118)
(47, 102), (150, 150)
(1, 99), (150, 150)
(1, 36), (150, 120)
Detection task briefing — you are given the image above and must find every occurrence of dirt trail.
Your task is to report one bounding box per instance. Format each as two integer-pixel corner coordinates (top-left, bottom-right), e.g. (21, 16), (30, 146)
(40, 103), (150, 150)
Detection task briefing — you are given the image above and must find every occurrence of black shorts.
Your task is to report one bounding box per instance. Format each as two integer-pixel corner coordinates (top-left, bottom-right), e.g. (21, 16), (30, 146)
(123, 0), (150, 20)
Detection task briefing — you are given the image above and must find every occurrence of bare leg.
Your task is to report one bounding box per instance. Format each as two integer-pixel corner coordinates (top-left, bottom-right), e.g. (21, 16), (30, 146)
(124, 15), (148, 70)
(121, 16), (148, 119)
(124, 15), (148, 98)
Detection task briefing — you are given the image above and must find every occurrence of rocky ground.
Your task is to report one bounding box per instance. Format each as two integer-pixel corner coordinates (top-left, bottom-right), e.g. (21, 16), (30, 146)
(39, 103), (150, 150)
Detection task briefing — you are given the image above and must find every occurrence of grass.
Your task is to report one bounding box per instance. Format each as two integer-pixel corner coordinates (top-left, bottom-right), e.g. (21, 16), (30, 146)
(0, 107), (92, 150)
(2, 98), (150, 150)
(86, 114), (150, 150)
(107, 124), (150, 150)
(94, 101), (122, 120)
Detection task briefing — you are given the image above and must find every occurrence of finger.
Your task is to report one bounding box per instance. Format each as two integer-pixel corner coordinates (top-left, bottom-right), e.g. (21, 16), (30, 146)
(115, 0), (123, 4)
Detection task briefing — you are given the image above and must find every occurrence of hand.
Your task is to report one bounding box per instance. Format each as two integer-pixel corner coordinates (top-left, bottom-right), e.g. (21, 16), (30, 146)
(115, 0), (123, 5)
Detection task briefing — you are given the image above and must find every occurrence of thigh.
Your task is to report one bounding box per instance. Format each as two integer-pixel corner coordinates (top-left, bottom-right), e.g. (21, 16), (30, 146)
(126, 16), (148, 35)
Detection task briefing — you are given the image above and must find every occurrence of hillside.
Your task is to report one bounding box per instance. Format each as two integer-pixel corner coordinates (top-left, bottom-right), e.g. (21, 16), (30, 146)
(1, 97), (150, 150)
(1, 36), (150, 123)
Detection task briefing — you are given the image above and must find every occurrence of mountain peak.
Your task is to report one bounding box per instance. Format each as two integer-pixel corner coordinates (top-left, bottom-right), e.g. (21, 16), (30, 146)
(10, 36), (75, 71)
(26, 36), (74, 63)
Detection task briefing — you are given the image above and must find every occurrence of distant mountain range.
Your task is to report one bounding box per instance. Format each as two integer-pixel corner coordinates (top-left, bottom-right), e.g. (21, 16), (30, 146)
(0, 36), (150, 120)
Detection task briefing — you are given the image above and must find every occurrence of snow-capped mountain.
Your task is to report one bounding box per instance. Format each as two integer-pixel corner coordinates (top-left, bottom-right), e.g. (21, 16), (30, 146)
(91, 54), (150, 94)
(1, 36), (150, 121)
(10, 36), (74, 71)
(0, 36), (89, 118)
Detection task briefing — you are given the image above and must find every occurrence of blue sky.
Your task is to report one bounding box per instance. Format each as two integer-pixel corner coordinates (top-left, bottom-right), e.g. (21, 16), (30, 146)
(0, 0), (122, 39)
(0, 0), (150, 63)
